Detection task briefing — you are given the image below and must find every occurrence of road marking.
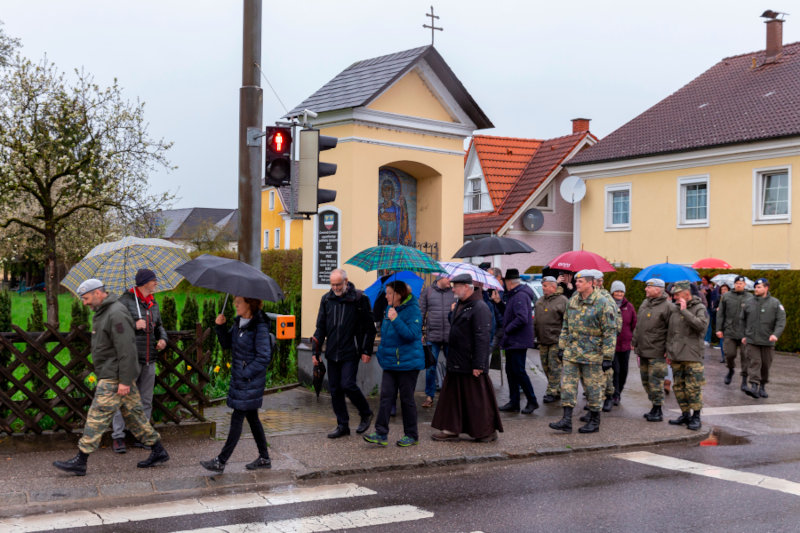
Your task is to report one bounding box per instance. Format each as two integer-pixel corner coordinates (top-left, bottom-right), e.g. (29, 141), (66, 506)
(171, 504), (434, 532)
(667, 403), (800, 416)
(615, 451), (800, 496)
(0, 483), (376, 533)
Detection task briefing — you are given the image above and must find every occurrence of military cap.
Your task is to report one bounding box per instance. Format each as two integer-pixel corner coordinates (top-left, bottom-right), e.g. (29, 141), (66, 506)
(755, 277), (769, 287)
(451, 273), (473, 285)
(593, 269), (605, 279)
(574, 269), (595, 280)
(542, 276), (557, 283)
(77, 278), (104, 296)
(734, 275), (747, 283)
(645, 278), (665, 288)
(671, 280), (692, 294)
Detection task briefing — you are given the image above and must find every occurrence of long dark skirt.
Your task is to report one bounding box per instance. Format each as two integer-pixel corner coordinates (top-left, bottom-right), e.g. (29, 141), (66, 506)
(431, 372), (503, 439)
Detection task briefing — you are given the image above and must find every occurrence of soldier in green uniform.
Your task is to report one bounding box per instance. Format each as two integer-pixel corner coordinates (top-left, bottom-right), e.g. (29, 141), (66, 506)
(591, 270), (621, 413)
(549, 270), (617, 434)
(632, 278), (673, 422)
(534, 276), (568, 403)
(53, 279), (170, 476)
(716, 275), (753, 390)
(742, 277), (786, 399)
(666, 281), (708, 430)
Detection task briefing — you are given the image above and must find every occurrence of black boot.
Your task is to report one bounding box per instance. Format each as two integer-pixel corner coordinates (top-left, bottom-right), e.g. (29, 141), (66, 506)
(579, 412), (589, 422)
(724, 368), (734, 385)
(668, 411), (691, 425)
(53, 451), (88, 476)
(687, 410), (702, 431)
(498, 401), (520, 412)
(200, 457), (225, 473)
(542, 393), (559, 404)
(549, 407), (573, 433)
(356, 412), (373, 434)
(521, 397), (539, 414)
(759, 385), (769, 398)
(137, 440), (169, 468)
(643, 405), (657, 419)
(645, 405), (663, 422)
(745, 382), (760, 399)
(602, 396), (613, 412)
(578, 410), (601, 433)
(740, 375), (748, 392)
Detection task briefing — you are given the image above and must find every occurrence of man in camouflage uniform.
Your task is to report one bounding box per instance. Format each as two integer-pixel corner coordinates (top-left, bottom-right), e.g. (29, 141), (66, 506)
(549, 270), (617, 434)
(591, 270), (621, 413)
(53, 279), (169, 476)
(631, 278), (673, 422)
(666, 281), (708, 431)
(534, 276), (568, 404)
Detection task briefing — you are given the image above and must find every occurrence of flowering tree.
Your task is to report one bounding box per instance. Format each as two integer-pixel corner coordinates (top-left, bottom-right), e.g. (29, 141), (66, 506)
(0, 57), (174, 326)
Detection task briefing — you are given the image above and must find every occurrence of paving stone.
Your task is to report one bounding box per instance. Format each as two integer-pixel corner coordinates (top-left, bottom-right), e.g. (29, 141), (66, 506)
(29, 486), (99, 502)
(99, 482), (154, 497)
(0, 492), (27, 506)
(205, 472), (257, 487)
(154, 476), (208, 492)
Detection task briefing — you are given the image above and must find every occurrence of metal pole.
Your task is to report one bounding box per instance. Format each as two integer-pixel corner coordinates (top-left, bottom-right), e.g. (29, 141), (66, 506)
(238, 0), (263, 269)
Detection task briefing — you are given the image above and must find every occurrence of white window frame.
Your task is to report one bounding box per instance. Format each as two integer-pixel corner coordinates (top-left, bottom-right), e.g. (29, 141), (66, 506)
(268, 190), (275, 211)
(753, 165), (791, 225)
(263, 230), (269, 250)
(676, 174), (709, 228)
(535, 185), (554, 212)
(469, 177), (482, 212)
(274, 227), (281, 249)
(463, 174), (492, 214)
(604, 183), (631, 231)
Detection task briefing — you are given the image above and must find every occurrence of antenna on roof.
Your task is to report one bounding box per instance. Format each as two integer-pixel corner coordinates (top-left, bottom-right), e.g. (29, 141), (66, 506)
(423, 6), (443, 45)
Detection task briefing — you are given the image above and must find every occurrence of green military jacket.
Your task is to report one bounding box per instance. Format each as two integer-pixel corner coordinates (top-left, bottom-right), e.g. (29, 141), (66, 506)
(742, 294), (786, 346)
(558, 288), (617, 363)
(667, 296), (709, 362)
(598, 287), (622, 335)
(91, 294), (139, 386)
(533, 293), (568, 345)
(716, 290), (752, 339)
(632, 293), (673, 360)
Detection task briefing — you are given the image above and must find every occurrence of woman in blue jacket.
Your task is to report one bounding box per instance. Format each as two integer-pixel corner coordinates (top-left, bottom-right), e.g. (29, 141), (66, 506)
(201, 296), (272, 473)
(364, 281), (425, 447)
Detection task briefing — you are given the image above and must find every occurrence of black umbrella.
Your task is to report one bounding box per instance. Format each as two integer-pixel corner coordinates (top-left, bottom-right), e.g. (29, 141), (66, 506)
(452, 236), (535, 258)
(175, 254), (284, 302)
(312, 359), (326, 398)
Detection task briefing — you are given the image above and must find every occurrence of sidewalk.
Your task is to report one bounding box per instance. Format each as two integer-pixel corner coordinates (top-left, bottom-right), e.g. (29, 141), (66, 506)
(6, 346), (795, 518)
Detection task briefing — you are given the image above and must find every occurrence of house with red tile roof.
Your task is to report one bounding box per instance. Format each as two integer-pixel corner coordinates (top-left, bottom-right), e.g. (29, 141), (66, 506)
(565, 16), (800, 269)
(463, 120), (596, 272)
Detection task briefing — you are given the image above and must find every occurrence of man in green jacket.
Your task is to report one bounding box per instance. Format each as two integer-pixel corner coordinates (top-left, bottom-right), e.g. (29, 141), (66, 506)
(53, 279), (169, 476)
(716, 275), (753, 389)
(742, 278), (786, 399)
(534, 276), (568, 404)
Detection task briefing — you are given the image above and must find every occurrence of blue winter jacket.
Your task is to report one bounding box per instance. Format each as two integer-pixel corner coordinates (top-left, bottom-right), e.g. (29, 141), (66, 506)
(376, 295), (425, 371)
(502, 283), (535, 350)
(216, 310), (273, 411)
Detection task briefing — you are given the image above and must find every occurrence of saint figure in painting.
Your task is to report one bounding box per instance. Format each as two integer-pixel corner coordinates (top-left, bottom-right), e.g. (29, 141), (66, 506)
(378, 175), (412, 245)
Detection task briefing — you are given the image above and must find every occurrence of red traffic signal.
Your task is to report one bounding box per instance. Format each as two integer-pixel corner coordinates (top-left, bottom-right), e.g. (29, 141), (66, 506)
(268, 128), (290, 154)
(265, 126), (292, 186)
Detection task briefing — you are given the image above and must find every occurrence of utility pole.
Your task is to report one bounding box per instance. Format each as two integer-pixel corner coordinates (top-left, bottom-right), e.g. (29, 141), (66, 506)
(238, 0), (263, 269)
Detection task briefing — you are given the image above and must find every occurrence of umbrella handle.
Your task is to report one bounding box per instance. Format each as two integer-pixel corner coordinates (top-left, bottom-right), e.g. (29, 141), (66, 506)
(222, 293), (229, 312)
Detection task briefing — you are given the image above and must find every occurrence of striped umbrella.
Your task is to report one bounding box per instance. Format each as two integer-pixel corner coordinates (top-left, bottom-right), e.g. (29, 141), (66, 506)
(438, 262), (504, 291)
(345, 244), (444, 274)
(61, 236), (190, 297)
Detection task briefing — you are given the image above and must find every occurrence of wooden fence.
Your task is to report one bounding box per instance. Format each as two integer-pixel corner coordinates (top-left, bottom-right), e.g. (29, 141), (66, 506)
(0, 324), (213, 435)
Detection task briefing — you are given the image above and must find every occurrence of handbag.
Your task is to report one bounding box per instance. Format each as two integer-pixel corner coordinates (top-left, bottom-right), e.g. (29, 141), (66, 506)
(424, 344), (436, 368)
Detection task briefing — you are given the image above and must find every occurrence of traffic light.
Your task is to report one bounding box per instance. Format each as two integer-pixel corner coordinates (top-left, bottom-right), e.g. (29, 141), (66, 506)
(264, 126), (292, 186)
(296, 128), (337, 213)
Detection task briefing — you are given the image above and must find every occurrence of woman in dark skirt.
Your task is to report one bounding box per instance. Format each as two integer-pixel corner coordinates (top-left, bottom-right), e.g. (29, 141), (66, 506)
(431, 275), (503, 442)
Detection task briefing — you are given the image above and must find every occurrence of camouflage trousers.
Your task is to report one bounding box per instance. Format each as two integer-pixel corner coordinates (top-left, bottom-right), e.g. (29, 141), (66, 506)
(562, 361), (603, 411)
(604, 366), (614, 398)
(78, 379), (160, 454)
(640, 358), (668, 406)
(539, 344), (562, 396)
(671, 361), (705, 412)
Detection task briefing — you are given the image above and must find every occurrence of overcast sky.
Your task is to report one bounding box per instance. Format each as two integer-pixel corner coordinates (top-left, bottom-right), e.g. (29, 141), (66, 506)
(3, 1), (798, 209)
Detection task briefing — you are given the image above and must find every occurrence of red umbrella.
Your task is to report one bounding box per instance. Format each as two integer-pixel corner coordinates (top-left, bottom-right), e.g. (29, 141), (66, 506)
(692, 258), (732, 269)
(545, 250), (616, 273)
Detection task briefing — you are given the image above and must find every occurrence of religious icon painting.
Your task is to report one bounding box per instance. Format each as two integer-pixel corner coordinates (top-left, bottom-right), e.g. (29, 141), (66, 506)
(378, 167), (417, 246)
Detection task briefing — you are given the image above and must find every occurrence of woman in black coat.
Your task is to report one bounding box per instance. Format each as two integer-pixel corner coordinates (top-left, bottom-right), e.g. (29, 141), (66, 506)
(200, 296), (272, 473)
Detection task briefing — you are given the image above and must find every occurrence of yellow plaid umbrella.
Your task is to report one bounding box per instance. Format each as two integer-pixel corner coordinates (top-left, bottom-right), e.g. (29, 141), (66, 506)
(61, 236), (189, 297)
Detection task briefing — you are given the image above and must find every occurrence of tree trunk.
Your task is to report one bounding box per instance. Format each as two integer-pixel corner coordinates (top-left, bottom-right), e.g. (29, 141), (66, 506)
(45, 231), (59, 328)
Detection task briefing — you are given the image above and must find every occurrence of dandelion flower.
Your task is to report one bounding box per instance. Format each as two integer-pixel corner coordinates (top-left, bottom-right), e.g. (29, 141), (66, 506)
(187, 365), (192, 371)
(214, 365), (220, 373)
(226, 362), (231, 368)
(88, 375), (96, 383)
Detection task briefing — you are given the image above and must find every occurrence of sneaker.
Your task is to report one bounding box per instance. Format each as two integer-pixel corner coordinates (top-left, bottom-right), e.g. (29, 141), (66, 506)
(245, 456), (272, 470)
(200, 457), (225, 473)
(396, 435), (418, 447)
(112, 438), (126, 454)
(363, 432), (388, 446)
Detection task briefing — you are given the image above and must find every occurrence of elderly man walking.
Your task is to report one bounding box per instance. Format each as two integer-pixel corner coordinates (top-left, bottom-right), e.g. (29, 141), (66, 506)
(53, 279), (169, 476)
(499, 269), (539, 414)
(716, 275), (753, 389)
(312, 268), (376, 438)
(742, 278), (786, 399)
(534, 276), (568, 404)
(549, 270), (617, 434)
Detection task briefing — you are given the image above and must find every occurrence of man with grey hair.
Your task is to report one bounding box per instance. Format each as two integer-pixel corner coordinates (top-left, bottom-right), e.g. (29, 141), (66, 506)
(534, 276), (568, 403)
(312, 268), (376, 438)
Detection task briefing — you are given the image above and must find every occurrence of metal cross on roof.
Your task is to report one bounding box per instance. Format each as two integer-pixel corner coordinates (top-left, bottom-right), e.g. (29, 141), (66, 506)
(423, 6), (443, 45)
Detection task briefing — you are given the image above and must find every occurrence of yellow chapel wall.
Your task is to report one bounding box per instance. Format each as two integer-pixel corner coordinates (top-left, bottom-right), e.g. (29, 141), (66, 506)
(368, 70), (456, 123)
(578, 154), (800, 268)
(260, 188), (303, 250)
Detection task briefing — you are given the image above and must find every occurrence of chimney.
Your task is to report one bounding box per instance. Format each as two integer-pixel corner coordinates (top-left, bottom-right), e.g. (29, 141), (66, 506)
(571, 118), (591, 134)
(765, 17), (784, 60)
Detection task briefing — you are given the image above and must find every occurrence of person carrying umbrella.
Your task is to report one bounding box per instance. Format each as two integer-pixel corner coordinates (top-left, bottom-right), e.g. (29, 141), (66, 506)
(200, 296), (274, 473)
(110, 269), (168, 454)
(312, 268), (376, 439)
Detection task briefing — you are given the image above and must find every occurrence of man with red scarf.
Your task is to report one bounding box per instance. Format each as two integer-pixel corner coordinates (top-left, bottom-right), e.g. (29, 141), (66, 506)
(111, 268), (168, 453)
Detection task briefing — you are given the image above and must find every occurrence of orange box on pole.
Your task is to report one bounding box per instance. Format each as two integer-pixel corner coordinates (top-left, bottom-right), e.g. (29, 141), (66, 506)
(276, 315), (295, 340)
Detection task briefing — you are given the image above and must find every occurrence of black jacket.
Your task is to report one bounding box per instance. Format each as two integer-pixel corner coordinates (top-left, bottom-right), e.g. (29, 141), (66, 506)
(216, 310), (273, 411)
(313, 282), (377, 362)
(447, 289), (492, 373)
(118, 290), (168, 366)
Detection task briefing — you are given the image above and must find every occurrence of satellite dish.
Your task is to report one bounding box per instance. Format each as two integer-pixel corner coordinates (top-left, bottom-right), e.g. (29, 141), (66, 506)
(560, 175), (586, 204)
(522, 208), (544, 231)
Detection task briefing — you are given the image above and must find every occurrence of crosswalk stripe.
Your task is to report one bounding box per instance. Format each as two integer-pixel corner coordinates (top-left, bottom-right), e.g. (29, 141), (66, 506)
(615, 451), (800, 496)
(666, 403), (800, 416)
(171, 504), (434, 532)
(0, 483), (376, 533)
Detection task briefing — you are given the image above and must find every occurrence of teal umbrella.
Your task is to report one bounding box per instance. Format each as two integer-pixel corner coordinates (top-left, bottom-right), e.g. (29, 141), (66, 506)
(345, 244), (445, 274)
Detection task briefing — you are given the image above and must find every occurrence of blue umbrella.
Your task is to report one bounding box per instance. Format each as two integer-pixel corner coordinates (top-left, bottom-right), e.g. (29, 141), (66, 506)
(634, 262), (701, 283)
(364, 271), (426, 306)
